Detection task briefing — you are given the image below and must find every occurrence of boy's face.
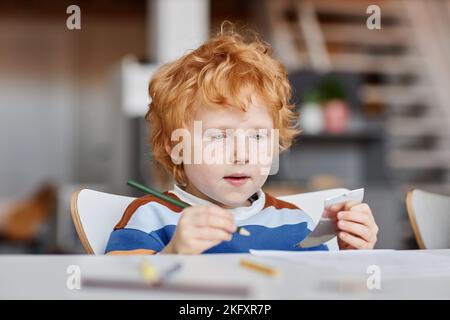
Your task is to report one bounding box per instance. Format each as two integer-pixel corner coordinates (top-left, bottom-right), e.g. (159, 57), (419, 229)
(181, 94), (276, 208)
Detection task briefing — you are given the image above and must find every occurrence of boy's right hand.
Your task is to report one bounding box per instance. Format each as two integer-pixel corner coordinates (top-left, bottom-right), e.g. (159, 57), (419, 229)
(160, 205), (237, 254)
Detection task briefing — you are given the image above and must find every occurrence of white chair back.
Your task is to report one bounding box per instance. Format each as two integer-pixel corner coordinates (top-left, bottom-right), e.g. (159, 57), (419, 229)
(406, 189), (450, 249)
(71, 189), (135, 254)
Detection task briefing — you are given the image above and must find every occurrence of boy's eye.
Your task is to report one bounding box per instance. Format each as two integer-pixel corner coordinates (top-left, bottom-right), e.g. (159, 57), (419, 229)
(211, 132), (226, 140)
(250, 133), (268, 141)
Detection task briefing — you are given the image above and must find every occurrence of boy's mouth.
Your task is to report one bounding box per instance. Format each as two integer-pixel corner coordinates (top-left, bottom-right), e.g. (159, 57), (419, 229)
(223, 173), (250, 187)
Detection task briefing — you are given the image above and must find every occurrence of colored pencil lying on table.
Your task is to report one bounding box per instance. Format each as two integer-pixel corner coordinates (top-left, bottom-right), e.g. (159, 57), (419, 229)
(140, 259), (182, 283)
(127, 180), (250, 236)
(239, 259), (280, 277)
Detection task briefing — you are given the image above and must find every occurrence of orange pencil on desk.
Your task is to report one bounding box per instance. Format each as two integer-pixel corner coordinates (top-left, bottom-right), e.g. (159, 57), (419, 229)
(239, 259), (280, 277)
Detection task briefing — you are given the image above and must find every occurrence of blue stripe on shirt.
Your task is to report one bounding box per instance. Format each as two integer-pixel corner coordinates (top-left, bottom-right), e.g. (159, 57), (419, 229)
(105, 222), (328, 254)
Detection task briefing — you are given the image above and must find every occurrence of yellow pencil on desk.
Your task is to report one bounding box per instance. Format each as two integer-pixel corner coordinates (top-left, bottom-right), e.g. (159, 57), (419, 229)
(140, 259), (183, 284)
(239, 259), (280, 277)
(140, 259), (159, 283)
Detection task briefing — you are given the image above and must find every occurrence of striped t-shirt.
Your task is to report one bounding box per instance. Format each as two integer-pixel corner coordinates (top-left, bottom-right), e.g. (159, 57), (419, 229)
(105, 185), (328, 254)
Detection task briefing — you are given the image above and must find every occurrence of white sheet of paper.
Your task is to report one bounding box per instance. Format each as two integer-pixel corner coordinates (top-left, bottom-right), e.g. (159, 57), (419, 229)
(250, 249), (450, 279)
(296, 188), (365, 248)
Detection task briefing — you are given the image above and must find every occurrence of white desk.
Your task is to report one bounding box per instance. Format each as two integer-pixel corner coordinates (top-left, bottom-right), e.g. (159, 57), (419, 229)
(1, 250), (450, 299)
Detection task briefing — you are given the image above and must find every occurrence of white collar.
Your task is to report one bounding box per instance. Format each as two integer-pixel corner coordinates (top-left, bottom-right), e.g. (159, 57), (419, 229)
(168, 184), (265, 221)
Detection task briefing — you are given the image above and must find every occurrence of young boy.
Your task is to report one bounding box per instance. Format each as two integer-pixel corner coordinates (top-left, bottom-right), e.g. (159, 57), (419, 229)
(105, 26), (378, 255)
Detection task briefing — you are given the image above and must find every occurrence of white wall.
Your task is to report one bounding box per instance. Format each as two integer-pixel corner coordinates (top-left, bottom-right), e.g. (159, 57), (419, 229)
(0, 18), (77, 198)
(0, 13), (146, 199)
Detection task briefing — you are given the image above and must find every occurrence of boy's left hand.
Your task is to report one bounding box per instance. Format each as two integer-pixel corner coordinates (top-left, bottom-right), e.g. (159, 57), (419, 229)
(329, 202), (379, 250)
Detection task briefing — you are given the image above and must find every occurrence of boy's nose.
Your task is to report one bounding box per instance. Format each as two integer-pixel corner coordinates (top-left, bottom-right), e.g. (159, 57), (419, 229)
(233, 145), (249, 165)
(234, 157), (249, 165)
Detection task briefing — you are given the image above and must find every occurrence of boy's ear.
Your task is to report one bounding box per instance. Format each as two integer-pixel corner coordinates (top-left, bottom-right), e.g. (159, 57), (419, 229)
(165, 145), (174, 160)
(166, 144), (182, 164)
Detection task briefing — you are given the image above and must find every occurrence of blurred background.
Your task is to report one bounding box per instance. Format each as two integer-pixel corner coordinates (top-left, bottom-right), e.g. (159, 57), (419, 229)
(1, 0), (449, 253)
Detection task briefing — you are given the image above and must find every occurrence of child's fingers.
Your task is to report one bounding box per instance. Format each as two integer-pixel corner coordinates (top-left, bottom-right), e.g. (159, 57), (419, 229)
(194, 227), (233, 242)
(337, 220), (372, 242)
(338, 231), (370, 249)
(328, 203), (345, 213)
(196, 239), (221, 249)
(344, 200), (361, 211)
(337, 210), (372, 225)
(190, 239), (222, 253)
(328, 200), (359, 213)
(194, 213), (237, 233)
(350, 203), (372, 214)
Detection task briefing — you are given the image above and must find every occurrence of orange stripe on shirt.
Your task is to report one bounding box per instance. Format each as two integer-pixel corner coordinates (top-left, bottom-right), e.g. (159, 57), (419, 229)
(114, 192), (184, 230)
(263, 192), (301, 210)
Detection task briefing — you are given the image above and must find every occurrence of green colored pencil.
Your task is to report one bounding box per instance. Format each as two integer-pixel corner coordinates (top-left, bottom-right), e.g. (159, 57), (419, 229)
(127, 179), (250, 236)
(127, 180), (190, 208)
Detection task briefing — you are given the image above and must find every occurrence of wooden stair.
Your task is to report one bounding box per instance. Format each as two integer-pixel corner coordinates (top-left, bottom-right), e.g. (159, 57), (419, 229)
(266, 0), (450, 192)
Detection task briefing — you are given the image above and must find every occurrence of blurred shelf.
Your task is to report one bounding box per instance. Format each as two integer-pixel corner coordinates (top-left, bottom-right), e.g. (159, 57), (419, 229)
(295, 130), (384, 144)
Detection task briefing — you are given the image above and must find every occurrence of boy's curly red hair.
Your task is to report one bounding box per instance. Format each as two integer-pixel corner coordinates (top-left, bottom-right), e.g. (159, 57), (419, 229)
(146, 23), (300, 185)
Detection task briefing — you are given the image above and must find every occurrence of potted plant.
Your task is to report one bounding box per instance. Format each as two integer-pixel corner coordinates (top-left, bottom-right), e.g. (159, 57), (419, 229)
(318, 76), (350, 134)
(298, 89), (324, 135)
